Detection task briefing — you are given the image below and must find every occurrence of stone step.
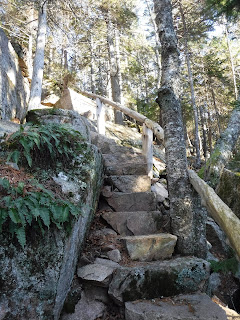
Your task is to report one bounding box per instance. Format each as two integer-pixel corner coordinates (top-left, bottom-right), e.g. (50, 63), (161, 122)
(105, 175), (151, 193)
(105, 163), (148, 175)
(125, 293), (238, 320)
(104, 192), (157, 212)
(121, 233), (177, 261)
(102, 211), (166, 236)
(91, 131), (140, 155)
(108, 257), (210, 305)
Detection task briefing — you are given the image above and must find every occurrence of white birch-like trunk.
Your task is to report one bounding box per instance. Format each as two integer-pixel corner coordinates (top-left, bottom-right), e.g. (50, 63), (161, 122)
(28, 2), (47, 111)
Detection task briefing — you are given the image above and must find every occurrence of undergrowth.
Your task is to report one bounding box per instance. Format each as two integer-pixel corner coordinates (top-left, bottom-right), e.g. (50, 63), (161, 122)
(0, 123), (88, 248)
(3, 123), (86, 169)
(210, 257), (239, 274)
(0, 177), (80, 249)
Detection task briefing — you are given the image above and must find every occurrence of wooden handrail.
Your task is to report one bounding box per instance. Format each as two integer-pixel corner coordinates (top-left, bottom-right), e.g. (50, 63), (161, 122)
(79, 90), (164, 143)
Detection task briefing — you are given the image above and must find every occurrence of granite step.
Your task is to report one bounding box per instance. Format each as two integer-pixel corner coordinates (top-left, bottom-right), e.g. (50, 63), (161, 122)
(120, 233), (177, 261)
(105, 175), (151, 193)
(108, 257), (210, 305)
(104, 192), (157, 212)
(102, 211), (166, 236)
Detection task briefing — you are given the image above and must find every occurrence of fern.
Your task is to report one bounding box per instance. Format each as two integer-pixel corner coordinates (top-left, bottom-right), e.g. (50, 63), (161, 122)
(3, 123), (86, 169)
(0, 178), (81, 249)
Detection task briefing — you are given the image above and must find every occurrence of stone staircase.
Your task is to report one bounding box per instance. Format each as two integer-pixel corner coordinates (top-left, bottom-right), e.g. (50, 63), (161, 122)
(61, 132), (238, 320)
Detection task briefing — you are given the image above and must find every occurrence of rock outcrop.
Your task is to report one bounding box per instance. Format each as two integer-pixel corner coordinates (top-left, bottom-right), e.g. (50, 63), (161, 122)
(0, 110), (103, 320)
(0, 29), (29, 121)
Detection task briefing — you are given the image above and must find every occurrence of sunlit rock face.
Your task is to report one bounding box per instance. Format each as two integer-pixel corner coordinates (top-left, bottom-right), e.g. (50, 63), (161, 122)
(0, 28), (29, 121)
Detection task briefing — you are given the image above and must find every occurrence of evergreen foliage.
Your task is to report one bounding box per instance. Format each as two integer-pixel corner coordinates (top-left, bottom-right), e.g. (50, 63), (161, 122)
(4, 123), (86, 169)
(0, 177), (80, 249)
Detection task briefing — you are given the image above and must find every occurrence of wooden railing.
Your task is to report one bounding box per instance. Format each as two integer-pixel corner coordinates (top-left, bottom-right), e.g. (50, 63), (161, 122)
(80, 90), (164, 179)
(80, 90), (240, 259)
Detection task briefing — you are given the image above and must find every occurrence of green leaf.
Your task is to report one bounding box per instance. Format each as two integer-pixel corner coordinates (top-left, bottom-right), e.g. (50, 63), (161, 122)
(40, 208), (50, 228)
(51, 205), (63, 222)
(9, 208), (21, 224)
(16, 182), (25, 194)
(23, 150), (32, 167)
(31, 207), (41, 219)
(15, 227), (26, 249)
(62, 206), (69, 223)
(19, 137), (31, 154)
(0, 178), (10, 190)
(7, 150), (20, 164)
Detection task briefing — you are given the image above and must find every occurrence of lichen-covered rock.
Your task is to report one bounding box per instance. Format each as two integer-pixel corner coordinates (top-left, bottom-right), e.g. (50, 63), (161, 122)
(0, 118), (103, 319)
(108, 257), (210, 305)
(26, 108), (91, 142)
(0, 28), (29, 121)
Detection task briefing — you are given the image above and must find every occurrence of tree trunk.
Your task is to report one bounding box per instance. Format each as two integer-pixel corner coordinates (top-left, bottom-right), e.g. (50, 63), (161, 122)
(145, 0), (161, 88)
(28, 2), (47, 111)
(178, 0), (201, 168)
(90, 33), (96, 93)
(199, 105), (208, 159)
(154, 0), (207, 258)
(107, 18), (124, 124)
(201, 104), (240, 188)
(225, 23), (238, 100)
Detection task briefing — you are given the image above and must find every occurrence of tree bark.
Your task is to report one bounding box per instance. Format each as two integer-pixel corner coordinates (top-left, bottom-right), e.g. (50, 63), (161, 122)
(201, 104), (240, 188)
(154, 0), (207, 258)
(178, 0), (201, 168)
(107, 18), (124, 124)
(28, 2), (47, 111)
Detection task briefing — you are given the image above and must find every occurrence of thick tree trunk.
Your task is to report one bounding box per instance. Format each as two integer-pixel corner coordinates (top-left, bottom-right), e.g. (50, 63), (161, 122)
(154, 0), (207, 258)
(28, 2), (47, 111)
(107, 18), (124, 124)
(178, 0), (201, 168)
(201, 104), (240, 188)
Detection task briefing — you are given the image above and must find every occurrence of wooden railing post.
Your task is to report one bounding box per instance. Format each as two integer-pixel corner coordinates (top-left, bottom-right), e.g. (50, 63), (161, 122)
(96, 98), (105, 135)
(142, 123), (153, 179)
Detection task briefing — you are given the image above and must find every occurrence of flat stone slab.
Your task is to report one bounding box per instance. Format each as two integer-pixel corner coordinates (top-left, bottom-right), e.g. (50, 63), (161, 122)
(108, 257), (210, 305)
(125, 293), (238, 320)
(107, 175), (151, 193)
(121, 234), (177, 261)
(102, 211), (163, 236)
(105, 192), (157, 212)
(77, 264), (116, 287)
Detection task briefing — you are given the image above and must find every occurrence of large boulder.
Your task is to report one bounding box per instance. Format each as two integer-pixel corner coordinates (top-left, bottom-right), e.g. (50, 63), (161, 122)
(27, 108), (91, 142)
(0, 28), (29, 121)
(0, 114), (103, 320)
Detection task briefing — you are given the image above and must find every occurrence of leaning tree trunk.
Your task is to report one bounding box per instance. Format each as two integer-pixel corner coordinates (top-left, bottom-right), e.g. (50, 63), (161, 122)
(28, 2), (47, 111)
(154, 0), (207, 258)
(201, 104), (240, 188)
